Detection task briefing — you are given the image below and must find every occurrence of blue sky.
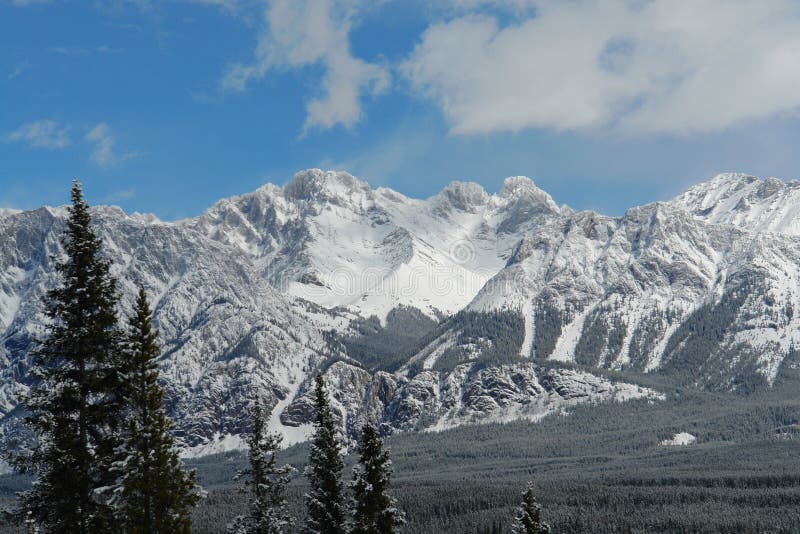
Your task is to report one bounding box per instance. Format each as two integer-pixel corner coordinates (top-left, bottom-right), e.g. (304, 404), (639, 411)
(3, 0), (800, 219)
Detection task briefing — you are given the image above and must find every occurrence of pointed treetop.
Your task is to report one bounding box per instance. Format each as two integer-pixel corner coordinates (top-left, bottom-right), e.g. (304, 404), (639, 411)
(135, 285), (152, 316)
(513, 482), (550, 534)
(70, 178), (88, 211)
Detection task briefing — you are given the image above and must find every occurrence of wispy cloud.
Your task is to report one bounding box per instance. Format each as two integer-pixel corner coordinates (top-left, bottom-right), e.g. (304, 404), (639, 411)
(402, 0), (800, 136)
(6, 120), (71, 149)
(221, 0), (390, 132)
(85, 123), (138, 167)
(46, 45), (121, 57)
(7, 0), (50, 6)
(8, 60), (31, 80)
(186, 0), (248, 14)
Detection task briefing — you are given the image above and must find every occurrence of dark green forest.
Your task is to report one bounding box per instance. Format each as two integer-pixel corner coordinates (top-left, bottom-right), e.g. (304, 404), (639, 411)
(190, 382), (800, 533)
(7, 381), (798, 533)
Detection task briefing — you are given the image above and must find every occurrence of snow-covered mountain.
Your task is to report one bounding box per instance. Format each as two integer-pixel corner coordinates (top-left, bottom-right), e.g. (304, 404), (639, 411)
(2, 170), (798, 454)
(674, 173), (800, 234)
(192, 169), (562, 320)
(429, 173), (800, 391)
(0, 205), (331, 449)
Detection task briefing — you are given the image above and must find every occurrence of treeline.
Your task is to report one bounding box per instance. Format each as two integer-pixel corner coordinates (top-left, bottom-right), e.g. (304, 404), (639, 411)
(660, 272), (769, 392)
(338, 307), (438, 372)
(337, 306), (525, 375)
(431, 308), (525, 372)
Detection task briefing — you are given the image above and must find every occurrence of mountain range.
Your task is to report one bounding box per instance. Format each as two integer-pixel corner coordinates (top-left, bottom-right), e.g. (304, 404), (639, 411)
(3, 170), (799, 457)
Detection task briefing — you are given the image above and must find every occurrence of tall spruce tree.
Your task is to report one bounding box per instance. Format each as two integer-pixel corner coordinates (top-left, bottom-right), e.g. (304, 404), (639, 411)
(304, 374), (346, 534)
(350, 422), (405, 534)
(13, 180), (125, 533)
(112, 287), (201, 534)
(227, 401), (294, 534)
(512, 483), (550, 534)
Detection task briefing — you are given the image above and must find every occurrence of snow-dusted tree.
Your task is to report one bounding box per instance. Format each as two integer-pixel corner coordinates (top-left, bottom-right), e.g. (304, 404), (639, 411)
(112, 286), (201, 533)
(512, 483), (550, 534)
(13, 181), (125, 533)
(304, 374), (346, 534)
(227, 400), (294, 534)
(349, 422), (405, 534)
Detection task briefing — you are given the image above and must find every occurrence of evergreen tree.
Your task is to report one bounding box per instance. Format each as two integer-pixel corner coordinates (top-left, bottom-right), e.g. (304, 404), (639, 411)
(112, 286), (201, 533)
(227, 400), (294, 534)
(350, 422), (404, 534)
(12, 180), (126, 533)
(304, 375), (346, 534)
(512, 483), (550, 534)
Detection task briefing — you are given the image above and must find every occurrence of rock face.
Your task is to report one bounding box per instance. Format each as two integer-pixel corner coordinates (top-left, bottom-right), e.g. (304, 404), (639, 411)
(280, 361), (661, 443)
(0, 205), (330, 449)
(2, 170), (800, 453)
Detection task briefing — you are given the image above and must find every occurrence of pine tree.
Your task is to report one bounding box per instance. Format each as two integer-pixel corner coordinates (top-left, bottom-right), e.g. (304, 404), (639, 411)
(13, 180), (126, 533)
(112, 287), (201, 533)
(227, 400), (294, 534)
(304, 374), (346, 534)
(512, 483), (550, 534)
(350, 422), (405, 534)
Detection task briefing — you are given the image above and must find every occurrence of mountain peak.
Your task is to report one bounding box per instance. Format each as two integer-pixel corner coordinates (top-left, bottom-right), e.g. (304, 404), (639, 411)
(673, 172), (800, 235)
(500, 175), (537, 195)
(707, 172), (759, 186)
(283, 169), (369, 202)
(436, 181), (489, 211)
(498, 176), (559, 212)
(681, 173), (795, 202)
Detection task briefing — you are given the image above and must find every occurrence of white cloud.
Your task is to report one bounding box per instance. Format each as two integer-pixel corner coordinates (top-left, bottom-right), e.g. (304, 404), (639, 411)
(7, 0), (50, 6)
(6, 120), (71, 149)
(85, 123), (137, 167)
(46, 45), (120, 56)
(444, 0), (534, 14)
(221, 0), (390, 131)
(402, 0), (800, 136)
(186, 0), (247, 12)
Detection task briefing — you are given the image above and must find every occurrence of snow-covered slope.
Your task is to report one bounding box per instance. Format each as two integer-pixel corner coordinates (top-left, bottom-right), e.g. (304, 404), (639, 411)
(674, 172), (800, 235)
(192, 169), (561, 321)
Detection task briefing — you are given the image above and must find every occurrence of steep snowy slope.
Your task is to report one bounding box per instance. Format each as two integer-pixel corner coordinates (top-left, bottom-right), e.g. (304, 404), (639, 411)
(674, 172), (800, 235)
(192, 169), (562, 320)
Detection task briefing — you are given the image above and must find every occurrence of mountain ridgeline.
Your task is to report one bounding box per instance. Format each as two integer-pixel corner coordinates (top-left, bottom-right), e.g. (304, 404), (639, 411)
(2, 170), (800, 453)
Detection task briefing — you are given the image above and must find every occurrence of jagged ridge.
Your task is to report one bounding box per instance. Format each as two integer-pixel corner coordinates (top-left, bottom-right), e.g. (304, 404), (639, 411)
(3, 170), (799, 455)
